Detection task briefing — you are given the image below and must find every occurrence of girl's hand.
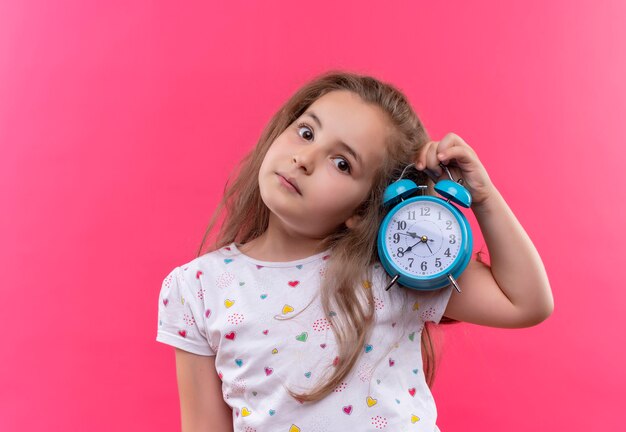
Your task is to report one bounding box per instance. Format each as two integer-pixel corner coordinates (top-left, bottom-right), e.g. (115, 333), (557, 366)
(415, 133), (496, 207)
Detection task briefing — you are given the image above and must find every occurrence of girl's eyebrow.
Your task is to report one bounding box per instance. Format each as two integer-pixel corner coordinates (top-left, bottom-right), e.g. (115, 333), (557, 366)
(303, 111), (362, 165)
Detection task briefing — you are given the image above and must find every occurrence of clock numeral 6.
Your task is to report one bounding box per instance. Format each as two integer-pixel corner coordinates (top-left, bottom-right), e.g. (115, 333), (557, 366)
(421, 258), (442, 271)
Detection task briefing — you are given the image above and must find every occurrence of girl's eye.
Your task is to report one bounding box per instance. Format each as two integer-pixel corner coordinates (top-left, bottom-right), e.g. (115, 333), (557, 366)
(296, 122), (314, 141)
(332, 157), (352, 174)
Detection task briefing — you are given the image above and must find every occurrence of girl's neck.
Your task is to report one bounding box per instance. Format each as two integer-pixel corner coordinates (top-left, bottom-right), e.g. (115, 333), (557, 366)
(238, 215), (328, 262)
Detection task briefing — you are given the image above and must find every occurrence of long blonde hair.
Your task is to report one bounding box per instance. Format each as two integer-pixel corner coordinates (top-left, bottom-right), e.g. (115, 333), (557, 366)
(196, 70), (459, 401)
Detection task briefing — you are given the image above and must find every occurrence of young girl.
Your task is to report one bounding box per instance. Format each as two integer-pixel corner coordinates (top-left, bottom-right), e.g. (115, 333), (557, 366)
(156, 70), (553, 432)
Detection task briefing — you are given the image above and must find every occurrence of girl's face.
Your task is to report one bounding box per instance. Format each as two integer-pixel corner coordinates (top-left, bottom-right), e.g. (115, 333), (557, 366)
(258, 90), (392, 239)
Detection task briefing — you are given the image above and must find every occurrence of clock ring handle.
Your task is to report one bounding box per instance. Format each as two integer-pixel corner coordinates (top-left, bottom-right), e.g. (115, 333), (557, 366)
(439, 162), (456, 182)
(439, 162), (466, 186)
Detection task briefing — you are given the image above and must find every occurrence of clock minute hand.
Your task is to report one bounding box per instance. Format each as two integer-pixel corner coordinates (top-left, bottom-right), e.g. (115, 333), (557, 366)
(405, 236), (426, 253)
(405, 242), (419, 253)
(405, 235), (434, 254)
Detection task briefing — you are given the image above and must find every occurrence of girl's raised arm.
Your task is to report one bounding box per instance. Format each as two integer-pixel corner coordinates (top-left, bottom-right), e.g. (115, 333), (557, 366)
(175, 348), (233, 432)
(416, 133), (554, 328)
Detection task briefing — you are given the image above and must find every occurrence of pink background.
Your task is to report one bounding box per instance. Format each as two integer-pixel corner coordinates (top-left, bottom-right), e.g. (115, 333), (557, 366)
(1, 1), (624, 430)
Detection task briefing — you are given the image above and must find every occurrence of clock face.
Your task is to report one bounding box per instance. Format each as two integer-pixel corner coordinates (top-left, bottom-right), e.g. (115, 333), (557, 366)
(383, 200), (464, 277)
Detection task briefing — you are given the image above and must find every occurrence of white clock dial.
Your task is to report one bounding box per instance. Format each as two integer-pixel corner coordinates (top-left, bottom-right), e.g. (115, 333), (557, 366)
(384, 201), (463, 277)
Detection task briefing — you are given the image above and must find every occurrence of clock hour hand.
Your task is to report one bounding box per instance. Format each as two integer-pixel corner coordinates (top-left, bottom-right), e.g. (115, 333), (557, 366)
(407, 231), (434, 242)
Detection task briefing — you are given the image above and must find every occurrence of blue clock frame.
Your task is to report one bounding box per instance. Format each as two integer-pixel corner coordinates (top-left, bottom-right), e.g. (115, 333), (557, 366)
(377, 178), (474, 291)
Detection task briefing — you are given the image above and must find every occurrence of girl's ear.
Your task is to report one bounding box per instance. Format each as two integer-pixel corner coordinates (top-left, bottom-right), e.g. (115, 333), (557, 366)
(345, 214), (363, 229)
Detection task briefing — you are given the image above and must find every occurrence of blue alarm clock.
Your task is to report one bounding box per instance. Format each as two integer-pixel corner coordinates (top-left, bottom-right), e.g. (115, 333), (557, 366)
(377, 163), (473, 292)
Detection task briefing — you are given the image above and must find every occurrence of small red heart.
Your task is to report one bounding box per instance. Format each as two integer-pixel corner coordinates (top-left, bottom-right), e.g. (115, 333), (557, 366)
(218, 372), (223, 380)
(205, 309), (211, 318)
(163, 298), (169, 306)
(288, 281), (300, 287)
(343, 405), (353, 415)
(225, 247), (231, 251)
(178, 330), (187, 338)
(323, 255), (330, 260)
(196, 270), (203, 279)
(320, 343), (327, 349)
(256, 265), (263, 269)
(409, 387), (416, 397)
(265, 367), (273, 376)
(389, 358), (395, 367)
(333, 356), (340, 367)
(262, 330), (269, 335)
(225, 332), (236, 340)
(391, 322), (396, 327)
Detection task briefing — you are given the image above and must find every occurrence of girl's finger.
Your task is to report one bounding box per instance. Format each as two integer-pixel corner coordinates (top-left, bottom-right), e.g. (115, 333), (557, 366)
(438, 142), (474, 167)
(416, 141), (436, 170)
(425, 142), (443, 177)
(436, 133), (465, 162)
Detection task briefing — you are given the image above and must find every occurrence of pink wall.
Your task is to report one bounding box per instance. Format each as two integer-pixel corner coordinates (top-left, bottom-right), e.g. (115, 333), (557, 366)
(1, 1), (624, 430)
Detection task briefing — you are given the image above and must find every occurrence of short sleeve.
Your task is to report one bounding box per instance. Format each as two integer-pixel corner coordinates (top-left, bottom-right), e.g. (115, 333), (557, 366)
(156, 266), (216, 356)
(418, 285), (454, 324)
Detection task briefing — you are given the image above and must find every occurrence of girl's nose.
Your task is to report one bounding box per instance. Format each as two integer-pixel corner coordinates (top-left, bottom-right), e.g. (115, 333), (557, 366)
(292, 149), (314, 173)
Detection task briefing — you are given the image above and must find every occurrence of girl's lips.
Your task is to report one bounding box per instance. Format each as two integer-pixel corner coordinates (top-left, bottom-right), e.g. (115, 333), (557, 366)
(277, 173), (301, 195)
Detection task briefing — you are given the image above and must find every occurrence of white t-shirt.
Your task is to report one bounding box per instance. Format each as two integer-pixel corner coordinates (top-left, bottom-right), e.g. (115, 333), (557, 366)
(156, 243), (453, 432)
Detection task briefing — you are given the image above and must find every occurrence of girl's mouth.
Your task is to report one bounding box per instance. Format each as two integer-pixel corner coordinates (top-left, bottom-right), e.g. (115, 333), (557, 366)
(276, 173), (302, 195)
